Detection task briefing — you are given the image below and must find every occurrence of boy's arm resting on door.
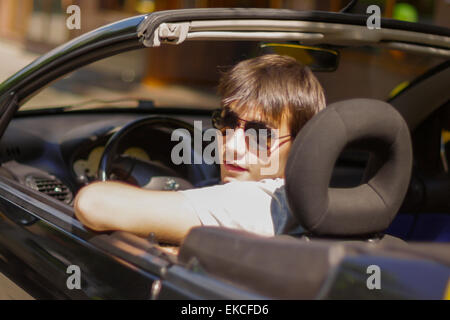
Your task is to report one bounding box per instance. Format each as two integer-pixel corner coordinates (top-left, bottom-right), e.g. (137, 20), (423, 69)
(74, 181), (201, 244)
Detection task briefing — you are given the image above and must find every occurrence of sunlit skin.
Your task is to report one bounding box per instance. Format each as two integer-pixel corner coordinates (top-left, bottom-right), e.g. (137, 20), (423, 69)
(220, 104), (293, 183)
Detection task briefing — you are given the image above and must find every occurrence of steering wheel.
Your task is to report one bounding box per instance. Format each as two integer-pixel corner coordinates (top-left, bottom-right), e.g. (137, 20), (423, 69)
(98, 117), (196, 190)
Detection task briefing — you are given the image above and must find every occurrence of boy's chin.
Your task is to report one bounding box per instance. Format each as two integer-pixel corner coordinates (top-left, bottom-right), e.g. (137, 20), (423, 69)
(222, 172), (283, 183)
(222, 174), (251, 183)
(222, 176), (240, 183)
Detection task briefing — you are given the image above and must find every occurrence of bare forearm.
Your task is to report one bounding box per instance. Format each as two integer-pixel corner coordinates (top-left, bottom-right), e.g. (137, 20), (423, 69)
(74, 181), (200, 244)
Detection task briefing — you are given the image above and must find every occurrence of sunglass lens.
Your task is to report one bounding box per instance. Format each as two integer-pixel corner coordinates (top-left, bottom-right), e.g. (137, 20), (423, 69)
(212, 108), (239, 131)
(212, 109), (223, 129)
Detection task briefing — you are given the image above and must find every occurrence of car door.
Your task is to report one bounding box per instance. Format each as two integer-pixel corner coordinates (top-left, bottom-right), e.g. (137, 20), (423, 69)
(0, 174), (159, 299)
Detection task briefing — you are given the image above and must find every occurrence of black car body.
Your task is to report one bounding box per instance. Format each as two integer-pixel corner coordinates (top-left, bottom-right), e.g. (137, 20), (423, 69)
(0, 8), (449, 300)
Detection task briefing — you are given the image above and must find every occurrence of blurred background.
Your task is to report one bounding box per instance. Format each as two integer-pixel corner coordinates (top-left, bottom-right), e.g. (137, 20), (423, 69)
(1, 0), (448, 51)
(0, 0), (449, 110)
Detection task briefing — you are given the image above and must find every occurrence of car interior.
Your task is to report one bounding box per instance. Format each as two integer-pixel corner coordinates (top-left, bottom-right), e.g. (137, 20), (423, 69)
(0, 30), (448, 298)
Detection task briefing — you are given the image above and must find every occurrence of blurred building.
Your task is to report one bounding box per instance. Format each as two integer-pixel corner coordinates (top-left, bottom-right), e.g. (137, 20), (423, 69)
(0, 0), (448, 90)
(2, 0), (447, 49)
(0, 0), (33, 41)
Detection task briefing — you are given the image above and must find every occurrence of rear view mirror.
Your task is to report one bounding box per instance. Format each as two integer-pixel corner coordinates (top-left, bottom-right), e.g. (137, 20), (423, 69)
(261, 43), (340, 72)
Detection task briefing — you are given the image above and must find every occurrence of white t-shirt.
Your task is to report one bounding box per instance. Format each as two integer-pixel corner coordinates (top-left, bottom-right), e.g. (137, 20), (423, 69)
(180, 178), (304, 237)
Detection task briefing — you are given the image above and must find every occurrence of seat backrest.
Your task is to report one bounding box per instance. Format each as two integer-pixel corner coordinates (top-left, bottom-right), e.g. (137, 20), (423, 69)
(285, 99), (413, 239)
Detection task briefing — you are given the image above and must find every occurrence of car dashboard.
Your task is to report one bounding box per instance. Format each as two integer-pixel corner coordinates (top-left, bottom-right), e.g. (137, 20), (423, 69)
(0, 110), (218, 206)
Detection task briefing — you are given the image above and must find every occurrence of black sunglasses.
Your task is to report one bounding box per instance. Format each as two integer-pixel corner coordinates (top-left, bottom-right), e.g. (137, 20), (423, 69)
(212, 108), (291, 153)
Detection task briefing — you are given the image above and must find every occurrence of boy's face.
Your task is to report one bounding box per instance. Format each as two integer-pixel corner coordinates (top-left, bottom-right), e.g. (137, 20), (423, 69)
(219, 104), (292, 183)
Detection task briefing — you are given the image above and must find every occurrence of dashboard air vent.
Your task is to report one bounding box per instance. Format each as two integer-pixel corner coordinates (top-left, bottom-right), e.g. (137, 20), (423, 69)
(25, 176), (73, 204)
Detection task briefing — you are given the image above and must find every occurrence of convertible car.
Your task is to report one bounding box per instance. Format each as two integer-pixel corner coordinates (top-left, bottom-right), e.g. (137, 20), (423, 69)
(0, 7), (449, 300)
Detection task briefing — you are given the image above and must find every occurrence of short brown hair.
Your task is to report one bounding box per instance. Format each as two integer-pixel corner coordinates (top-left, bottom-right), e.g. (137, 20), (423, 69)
(218, 54), (326, 137)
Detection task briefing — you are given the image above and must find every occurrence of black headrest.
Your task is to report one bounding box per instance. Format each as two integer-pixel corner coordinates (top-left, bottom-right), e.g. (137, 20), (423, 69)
(285, 99), (412, 237)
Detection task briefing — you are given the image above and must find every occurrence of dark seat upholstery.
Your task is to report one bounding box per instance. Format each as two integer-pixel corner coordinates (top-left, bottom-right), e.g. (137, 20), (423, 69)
(285, 99), (413, 238)
(179, 226), (352, 299)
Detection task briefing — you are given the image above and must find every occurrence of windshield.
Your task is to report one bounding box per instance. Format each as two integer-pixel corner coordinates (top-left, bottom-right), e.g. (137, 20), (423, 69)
(21, 41), (446, 111)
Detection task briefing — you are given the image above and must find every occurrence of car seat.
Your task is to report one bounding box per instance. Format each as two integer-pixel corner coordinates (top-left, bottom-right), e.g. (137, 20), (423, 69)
(178, 99), (414, 298)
